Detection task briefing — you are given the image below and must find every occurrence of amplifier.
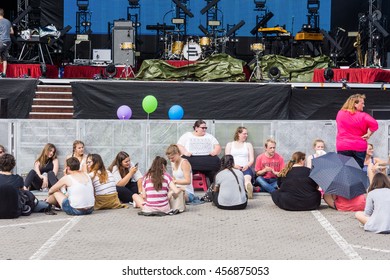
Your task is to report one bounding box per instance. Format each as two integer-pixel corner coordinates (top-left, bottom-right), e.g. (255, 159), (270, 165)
(114, 20), (132, 28)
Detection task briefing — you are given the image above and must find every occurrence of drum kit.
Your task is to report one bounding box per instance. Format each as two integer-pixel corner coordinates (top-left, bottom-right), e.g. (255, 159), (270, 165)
(119, 41), (135, 79)
(163, 32), (218, 61)
(249, 42), (265, 81)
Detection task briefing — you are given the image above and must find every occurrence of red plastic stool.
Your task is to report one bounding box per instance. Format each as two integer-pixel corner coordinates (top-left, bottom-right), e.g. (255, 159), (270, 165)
(192, 172), (208, 192)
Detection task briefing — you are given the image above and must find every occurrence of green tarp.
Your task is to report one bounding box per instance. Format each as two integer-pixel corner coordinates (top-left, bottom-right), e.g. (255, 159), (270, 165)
(135, 54), (332, 82)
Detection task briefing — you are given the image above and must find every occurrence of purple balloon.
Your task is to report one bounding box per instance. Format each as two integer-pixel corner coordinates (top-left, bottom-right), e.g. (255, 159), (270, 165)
(117, 105), (132, 120)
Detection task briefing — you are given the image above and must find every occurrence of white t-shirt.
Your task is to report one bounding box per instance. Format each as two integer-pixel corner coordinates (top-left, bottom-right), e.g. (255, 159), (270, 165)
(177, 132), (219, 156)
(111, 162), (143, 184)
(229, 141), (249, 167)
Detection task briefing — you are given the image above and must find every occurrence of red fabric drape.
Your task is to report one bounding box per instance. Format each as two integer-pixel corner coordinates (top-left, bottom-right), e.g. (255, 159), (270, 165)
(0, 64), (58, 78)
(313, 68), (390, 83)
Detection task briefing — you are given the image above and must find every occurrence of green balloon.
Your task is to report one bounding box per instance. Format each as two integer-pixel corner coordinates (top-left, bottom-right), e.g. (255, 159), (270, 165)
(142, 95), (158, 114)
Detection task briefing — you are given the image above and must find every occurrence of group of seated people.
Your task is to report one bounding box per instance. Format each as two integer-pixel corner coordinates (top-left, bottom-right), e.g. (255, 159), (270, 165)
(1, 119), (390, 234)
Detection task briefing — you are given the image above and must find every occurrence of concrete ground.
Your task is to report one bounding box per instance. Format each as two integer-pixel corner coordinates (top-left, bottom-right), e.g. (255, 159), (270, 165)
(0, 192), (389, 260)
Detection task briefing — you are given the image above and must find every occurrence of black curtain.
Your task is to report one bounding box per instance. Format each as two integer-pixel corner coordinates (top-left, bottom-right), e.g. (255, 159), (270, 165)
(0, 79), (39, 118)
(71, 82), (291, 120)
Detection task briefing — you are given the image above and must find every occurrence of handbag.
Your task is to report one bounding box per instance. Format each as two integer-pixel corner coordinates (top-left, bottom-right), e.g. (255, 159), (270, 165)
(169, 191), (186, 213)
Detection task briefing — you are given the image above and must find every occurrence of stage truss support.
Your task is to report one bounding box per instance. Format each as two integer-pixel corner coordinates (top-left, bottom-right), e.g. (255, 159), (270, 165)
(127, 1), (141, 51)
(16, 0), (30, 30)
(367, 0), (388, 67)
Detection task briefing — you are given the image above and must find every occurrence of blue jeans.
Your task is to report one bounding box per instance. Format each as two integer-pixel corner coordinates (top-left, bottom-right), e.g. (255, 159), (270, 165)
(255, 177), (277, 193)
(61, 198), (94, 216)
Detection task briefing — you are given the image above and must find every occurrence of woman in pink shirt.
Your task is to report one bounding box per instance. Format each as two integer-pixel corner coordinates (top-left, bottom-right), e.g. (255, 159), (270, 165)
(336, 94), (378, 169)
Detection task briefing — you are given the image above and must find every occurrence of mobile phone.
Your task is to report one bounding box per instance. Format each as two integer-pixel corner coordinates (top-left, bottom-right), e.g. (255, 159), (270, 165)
(134, 162), (138, 167)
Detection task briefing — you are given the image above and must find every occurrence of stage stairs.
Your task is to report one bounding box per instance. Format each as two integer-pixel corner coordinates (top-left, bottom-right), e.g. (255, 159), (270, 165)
(30, 84), (73, 119)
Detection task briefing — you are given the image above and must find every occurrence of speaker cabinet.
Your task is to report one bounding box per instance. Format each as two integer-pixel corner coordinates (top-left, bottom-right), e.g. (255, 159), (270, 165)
(74, 40), (91, 60)
(0, 98), (8, 119)
(112, 22), (135, 66)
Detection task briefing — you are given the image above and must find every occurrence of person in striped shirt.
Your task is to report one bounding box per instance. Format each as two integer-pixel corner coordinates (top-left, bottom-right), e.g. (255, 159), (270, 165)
(133, 156), (182, 214)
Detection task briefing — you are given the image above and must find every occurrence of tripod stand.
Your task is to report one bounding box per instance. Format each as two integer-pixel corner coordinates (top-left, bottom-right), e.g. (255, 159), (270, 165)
(119, 50), (135, 79)
(249, 50), (263, 82)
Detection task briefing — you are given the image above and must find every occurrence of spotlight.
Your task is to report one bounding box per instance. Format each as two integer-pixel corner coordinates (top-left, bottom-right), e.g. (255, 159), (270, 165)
(254, 1), (266, 9)
(268, 66), (281, 82)
(77, 0), (89, 11)
(104, 64), (117, 78)
(323, 67), (334, 82)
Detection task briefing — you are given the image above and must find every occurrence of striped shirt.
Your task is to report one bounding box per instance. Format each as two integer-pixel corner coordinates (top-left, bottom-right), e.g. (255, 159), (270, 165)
(142, 172), (173, 208)
(89, 171), (117, 195)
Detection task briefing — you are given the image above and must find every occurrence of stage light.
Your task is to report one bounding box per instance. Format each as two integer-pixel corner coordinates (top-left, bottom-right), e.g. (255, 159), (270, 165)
(268, 67), (281, 82)
(307, 0), (320, 14)
(323, 67), (334, 82)
(77, 0), (89, 11)
(254, 1), (266, 9)
(104, 64), (117, 79)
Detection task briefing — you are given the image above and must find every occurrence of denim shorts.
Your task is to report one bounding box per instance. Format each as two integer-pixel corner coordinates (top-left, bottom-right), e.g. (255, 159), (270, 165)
(61, 198), (94, 216)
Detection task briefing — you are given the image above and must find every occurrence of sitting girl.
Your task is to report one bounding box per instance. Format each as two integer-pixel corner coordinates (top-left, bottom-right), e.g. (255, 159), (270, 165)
(24, 143), (58, 191)
(87, 153), (127, 210)
(212, 155), (247, 210)
(272, 151), (321, 211)
(355, 173), (390, 234)
(133, 156), (182, 214)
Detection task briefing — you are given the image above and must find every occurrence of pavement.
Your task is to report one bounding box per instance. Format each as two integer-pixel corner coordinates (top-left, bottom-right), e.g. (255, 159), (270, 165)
(0, 191), (389, 260)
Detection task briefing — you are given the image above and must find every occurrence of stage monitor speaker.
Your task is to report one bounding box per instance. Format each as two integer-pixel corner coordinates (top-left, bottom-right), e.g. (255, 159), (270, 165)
(0, 98), (8, 119)
(112, 27), (135, 66)
(74, 40), (91, 60)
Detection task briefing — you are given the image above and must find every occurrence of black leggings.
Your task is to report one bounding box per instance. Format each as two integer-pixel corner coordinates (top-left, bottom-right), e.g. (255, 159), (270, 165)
(116, 181), (139, 203)
(182, 155), (221, 184)
(24, 170), (58, 190)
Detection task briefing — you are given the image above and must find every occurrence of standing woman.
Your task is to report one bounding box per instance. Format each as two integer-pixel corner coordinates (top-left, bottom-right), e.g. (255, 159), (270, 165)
(355, 173), (390, 234)
(212, 155), (247, 210)
(86, 154), (127, 210)
(108, 151), (142, 204)
(225, 126), (255, 198)
(66, 140), (88, 172)
(24, 143), (58, 191)
(336, 94), (378, 169)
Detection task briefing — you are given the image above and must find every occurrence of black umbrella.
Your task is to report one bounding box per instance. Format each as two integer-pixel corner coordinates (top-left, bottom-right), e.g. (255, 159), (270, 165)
(309, 152), (369, 199)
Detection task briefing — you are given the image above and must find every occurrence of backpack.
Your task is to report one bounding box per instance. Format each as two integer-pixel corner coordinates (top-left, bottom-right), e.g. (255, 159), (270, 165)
(19, 190), (37, 216)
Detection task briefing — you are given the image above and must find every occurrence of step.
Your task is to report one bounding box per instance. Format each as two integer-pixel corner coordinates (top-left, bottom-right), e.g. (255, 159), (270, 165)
(34, 93), (73, 99)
